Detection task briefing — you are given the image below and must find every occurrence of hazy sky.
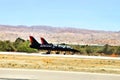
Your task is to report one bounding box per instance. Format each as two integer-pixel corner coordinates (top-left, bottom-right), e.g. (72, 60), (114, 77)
(0, 0), (120, 31)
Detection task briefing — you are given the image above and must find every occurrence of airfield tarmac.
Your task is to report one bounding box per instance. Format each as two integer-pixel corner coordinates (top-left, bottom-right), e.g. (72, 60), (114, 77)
(0, 68), (120, 80)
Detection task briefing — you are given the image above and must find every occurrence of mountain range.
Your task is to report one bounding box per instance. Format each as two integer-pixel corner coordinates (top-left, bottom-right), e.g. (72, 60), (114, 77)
(0, 25), (120, 46)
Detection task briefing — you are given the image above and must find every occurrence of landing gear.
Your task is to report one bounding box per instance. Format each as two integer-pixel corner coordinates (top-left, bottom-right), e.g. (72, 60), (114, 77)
(63, 53), (66, 55)
(46, 50), (51, 54)
(56, 52), (60, 54)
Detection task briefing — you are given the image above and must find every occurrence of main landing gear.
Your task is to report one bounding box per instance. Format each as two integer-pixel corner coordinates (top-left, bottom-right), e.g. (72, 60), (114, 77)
(46, 50), (51, 54)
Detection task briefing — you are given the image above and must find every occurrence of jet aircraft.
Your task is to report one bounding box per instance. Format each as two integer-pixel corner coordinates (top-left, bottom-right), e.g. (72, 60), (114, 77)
(29, 36), (79, 54)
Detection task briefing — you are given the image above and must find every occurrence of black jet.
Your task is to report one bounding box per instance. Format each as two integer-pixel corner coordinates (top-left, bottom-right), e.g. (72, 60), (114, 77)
(29, 36), (79, 54)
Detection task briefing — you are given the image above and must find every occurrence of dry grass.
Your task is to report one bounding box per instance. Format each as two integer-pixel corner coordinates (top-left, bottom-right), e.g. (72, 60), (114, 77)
(0, 54), (120, 74)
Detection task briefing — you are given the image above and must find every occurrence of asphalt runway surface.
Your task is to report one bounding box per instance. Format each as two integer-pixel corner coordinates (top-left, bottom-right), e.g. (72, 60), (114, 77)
(0, 68), (120, 80)
(0, 52), (120, 60)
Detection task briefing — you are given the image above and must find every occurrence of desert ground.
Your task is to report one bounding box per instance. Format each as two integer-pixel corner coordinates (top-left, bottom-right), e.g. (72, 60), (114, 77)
(0, 53), (120, 74)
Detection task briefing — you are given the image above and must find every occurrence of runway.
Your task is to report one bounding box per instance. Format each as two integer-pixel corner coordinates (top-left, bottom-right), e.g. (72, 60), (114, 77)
(0, 68), (120, 80)
(0, 52), (120, 60)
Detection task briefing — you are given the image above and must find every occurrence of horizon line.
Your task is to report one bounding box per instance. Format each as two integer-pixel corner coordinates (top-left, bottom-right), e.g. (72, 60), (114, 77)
(0, 24), (119, 32)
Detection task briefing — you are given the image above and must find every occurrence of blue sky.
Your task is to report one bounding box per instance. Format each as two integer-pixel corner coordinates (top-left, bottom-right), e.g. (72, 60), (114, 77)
(0, 0), (120, 31)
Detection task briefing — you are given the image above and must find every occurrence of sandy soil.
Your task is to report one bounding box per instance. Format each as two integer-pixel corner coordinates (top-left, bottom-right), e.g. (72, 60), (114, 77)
(0, 54), (120, 74)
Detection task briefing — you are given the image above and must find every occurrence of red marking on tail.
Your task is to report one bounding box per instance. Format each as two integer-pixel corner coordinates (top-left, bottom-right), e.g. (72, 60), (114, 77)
(40, 37), (48, 44)
(29, 36), (33, 43)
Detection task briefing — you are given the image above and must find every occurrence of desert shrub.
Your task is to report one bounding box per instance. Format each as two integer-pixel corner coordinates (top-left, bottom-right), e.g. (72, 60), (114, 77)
(17, 40), (38, 53)
(0, 40), (16, 51)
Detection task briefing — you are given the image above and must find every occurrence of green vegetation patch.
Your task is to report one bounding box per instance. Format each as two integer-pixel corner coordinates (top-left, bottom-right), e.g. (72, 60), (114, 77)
(0, 37), (120, 56)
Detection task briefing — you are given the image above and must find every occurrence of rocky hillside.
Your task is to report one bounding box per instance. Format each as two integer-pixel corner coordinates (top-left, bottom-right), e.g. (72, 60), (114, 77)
(0, 25), (120, 46)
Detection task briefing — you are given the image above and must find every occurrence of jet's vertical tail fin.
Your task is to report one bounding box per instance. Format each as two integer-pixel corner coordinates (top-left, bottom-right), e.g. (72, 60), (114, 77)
(29, 36), (40, 48)
(40, 37), (49, 44)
